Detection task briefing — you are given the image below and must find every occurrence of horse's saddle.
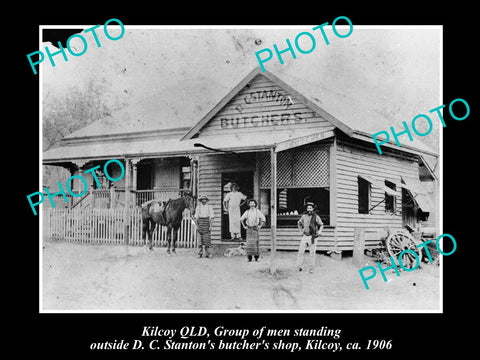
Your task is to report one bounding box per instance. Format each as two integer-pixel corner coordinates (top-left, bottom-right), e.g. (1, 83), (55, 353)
(148, 201), (168, 224)
(148, 201), (167, 215)
(150, 201), (165, 214)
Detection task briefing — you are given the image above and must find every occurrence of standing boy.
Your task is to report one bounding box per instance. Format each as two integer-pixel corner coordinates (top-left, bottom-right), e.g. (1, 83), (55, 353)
(194, 195), (215, 258)
(296, 202), (323, 273)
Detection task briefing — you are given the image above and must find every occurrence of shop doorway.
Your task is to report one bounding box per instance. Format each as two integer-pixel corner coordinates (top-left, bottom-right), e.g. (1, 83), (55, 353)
(221, 172), (254, 241)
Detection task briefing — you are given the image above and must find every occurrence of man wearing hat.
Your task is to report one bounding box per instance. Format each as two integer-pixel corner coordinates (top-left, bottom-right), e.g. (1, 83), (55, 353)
(194, 195), (215, 258)
(241, 199), (266, 262)
(296, 202), (324, 273)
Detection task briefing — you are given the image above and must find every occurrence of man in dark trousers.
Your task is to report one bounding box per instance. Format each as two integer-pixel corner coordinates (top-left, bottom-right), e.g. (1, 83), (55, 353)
(296, 202), (324, 274)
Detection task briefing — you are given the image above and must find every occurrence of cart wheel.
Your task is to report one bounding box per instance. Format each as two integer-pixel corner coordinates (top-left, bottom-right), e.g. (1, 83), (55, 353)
(385, 231), (422, 269)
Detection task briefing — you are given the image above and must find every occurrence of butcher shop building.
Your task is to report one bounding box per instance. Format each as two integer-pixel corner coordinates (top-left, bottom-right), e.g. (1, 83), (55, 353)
(43, 67), (439, 256)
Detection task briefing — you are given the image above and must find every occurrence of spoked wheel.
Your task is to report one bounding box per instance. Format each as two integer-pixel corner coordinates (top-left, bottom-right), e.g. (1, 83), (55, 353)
(385, 231), (422, 269)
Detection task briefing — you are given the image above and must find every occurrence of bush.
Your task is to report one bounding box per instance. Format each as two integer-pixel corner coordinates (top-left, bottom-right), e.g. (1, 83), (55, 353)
(372, 248), (391, 265)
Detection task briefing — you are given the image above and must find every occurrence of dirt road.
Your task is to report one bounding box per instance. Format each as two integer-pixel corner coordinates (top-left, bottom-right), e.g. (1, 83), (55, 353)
(42, 241), (440, 311)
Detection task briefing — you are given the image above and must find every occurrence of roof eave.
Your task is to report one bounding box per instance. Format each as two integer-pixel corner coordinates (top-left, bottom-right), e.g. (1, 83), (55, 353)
(261, 70), (354, 137)
(181, 68), (264, 141)
(351, 131), (439, 158)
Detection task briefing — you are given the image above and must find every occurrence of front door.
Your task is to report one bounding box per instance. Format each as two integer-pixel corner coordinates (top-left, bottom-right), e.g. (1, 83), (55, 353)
(221, 172), (254, 241)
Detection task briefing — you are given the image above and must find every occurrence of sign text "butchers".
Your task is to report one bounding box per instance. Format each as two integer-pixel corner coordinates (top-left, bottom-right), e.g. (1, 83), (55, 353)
(220, 111), (313, 129)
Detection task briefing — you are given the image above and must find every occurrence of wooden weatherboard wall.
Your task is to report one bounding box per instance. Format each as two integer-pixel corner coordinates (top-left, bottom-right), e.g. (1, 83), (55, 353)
(194, 73), (338, 250)
(197, 152), (337, 250)
(198, 74), (335, 137)
(259, 227), (336, 252)
(335, 139), (420, 250)
(198, 153), (256, 242)
(193, 71), (427, 252)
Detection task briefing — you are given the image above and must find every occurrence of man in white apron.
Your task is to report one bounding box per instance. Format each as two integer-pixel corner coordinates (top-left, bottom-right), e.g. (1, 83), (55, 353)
(241, 199), (266, 262)
(223, 183), (247, 240)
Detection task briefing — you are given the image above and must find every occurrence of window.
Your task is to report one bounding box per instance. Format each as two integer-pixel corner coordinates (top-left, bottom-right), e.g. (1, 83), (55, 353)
(385, 180), (396, 213)
(258, 147), (331, 227)
(180, 157), (192, 190)
(358, 176), (370, 214)
(259, 149), (329, 188)
(260, 187), (330, 226)
(402, 187), (415, 227)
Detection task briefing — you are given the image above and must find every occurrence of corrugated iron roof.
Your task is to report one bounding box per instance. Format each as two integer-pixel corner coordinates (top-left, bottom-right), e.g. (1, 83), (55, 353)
(62, 77), (231, 140)
(43, 127), (329, 163)
(44, 67), (438, 162)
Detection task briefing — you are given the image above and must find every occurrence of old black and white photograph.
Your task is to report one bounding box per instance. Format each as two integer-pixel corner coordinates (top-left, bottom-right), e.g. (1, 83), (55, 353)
(38, 25), (443, 312)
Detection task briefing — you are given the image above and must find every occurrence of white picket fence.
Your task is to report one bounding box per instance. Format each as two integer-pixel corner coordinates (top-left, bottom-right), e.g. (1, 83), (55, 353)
(43, 207), (198, 248)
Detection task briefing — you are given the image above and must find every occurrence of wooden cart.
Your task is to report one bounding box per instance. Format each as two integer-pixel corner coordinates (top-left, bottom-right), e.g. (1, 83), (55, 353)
(384, 227), (437, 268)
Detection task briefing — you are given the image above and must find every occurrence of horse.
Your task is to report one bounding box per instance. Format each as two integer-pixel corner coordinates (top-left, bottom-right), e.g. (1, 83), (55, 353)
(141, 192), (196, 253)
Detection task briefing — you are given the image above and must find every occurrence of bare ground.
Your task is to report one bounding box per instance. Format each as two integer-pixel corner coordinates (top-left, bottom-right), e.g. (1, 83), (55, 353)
(41, 241), (440, 311)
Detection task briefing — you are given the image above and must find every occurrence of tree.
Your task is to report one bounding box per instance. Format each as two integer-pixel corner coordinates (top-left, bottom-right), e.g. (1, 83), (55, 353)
(42, 77), (127, 192)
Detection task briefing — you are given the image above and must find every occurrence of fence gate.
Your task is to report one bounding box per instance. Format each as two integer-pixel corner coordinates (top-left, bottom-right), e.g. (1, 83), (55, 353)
(43, 208), (198, 248)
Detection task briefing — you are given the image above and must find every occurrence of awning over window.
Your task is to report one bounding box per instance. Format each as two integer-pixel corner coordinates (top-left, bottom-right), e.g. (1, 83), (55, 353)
(401, 177), (428, 195)
(358, 174), (398, 197)
(401, 177), (434, 212)
(412, 194), (434, 213)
